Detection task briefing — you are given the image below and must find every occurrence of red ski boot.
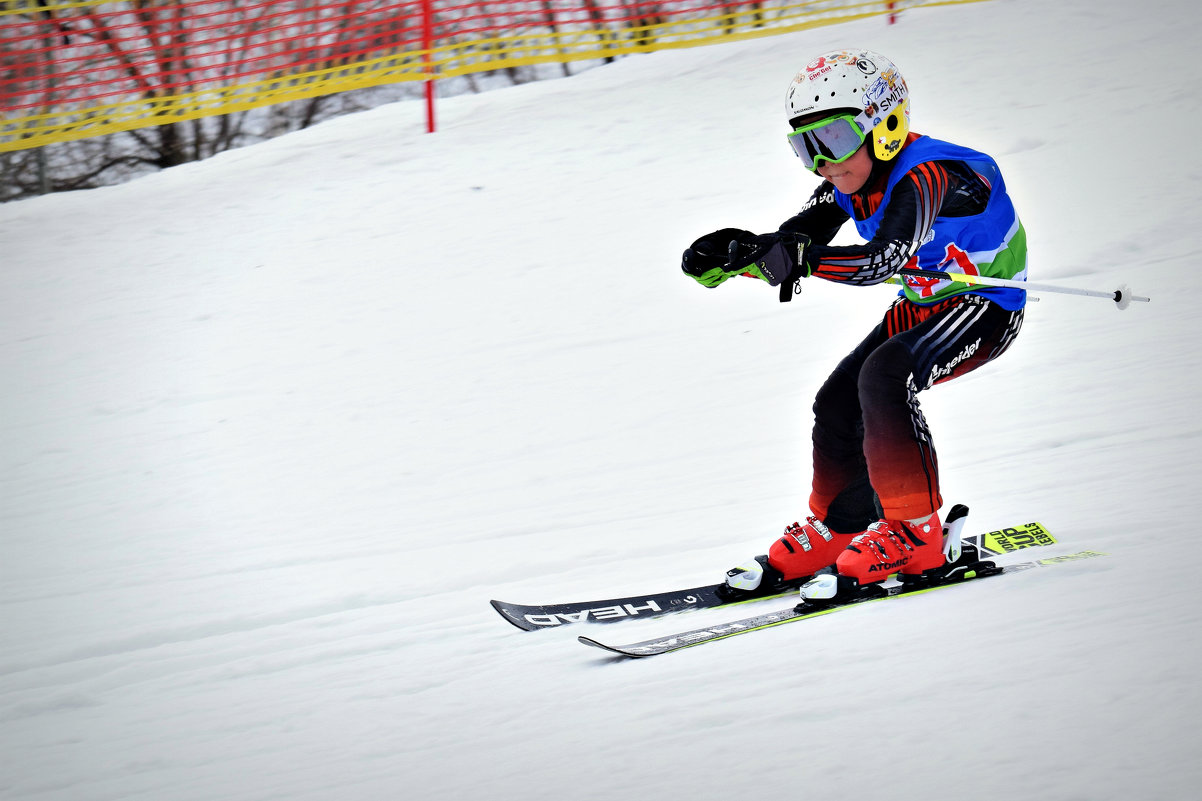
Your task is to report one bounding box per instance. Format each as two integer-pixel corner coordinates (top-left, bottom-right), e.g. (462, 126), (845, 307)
(834, 511), (946, 585)
(770, 517), (856, 581)
(725, 517), (853, 595)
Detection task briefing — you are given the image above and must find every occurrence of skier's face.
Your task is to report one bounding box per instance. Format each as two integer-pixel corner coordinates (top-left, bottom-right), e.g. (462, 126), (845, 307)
(816, 142), (872, 194)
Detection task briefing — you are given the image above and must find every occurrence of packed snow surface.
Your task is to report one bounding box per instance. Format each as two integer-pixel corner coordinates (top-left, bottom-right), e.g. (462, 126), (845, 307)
(2, 0), (1200, 798)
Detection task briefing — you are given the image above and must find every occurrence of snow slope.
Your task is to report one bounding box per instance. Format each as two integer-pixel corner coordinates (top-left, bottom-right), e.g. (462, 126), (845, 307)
(3, 0), (1201, 798)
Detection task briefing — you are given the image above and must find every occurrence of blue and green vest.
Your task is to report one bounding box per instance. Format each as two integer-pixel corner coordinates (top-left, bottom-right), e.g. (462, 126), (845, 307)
(833, 136), (1027, 310)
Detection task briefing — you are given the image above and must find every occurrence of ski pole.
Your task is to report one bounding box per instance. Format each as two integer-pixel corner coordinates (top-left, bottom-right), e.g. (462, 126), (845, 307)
(898, 267), (1150, 310)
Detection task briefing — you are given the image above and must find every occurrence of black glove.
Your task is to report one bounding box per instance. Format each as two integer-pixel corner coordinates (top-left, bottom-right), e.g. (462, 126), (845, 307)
(682, 228), (758, 288)
(725, 231), (813, 287)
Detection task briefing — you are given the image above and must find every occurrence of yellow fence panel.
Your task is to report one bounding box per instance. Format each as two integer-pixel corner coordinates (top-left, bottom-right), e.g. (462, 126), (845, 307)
(1, 0), (987, 151)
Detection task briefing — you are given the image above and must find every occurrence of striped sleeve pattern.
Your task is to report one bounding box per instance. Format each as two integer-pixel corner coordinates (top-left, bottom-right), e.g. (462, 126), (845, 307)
(809, 161), (952, 286)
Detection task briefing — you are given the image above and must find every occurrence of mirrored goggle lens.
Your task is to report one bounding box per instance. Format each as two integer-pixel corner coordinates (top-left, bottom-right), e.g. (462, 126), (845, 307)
(787, 117), (865, 170)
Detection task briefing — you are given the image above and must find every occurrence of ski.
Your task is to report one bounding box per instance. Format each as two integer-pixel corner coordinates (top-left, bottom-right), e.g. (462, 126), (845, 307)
(578, 550), (1106, 657)
(490, 582), (797, 632)
(491, 518), (1057, 631)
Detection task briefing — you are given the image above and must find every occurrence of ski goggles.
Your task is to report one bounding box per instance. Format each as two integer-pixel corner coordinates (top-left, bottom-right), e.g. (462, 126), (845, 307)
(787, 114), (866, 171)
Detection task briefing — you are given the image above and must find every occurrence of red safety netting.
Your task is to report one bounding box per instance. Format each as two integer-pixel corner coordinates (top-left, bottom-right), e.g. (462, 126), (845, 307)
(1, 0), (772, 113)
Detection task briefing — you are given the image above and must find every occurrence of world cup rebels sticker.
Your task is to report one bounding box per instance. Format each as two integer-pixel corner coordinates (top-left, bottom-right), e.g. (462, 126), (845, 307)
(984, 523), (1056, 552)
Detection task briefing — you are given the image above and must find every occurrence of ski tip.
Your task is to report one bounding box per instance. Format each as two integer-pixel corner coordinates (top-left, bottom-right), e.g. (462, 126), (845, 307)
(489, 600), (541, 631)
(578, 635), (645, 658)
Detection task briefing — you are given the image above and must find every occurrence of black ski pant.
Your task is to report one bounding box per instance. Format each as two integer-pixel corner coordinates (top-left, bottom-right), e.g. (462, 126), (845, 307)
(809, 293), (1024, 534)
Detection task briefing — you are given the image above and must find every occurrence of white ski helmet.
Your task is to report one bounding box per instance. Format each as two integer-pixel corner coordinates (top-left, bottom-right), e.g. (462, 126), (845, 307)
(785, 49), (910, 162)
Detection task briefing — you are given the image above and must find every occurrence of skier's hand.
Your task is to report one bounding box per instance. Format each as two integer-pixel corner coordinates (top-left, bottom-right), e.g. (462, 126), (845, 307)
(725, 231), (813, 287)
(682, 228), (758, 288)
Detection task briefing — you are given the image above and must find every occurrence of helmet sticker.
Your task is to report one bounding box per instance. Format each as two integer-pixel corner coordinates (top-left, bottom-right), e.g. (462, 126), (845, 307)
(802, 51), (876, 82)
(786, 48), (909, 152)
(865, 67), (906, 111)
(805, 63), (833, 82)
(877, 135), (903, 156)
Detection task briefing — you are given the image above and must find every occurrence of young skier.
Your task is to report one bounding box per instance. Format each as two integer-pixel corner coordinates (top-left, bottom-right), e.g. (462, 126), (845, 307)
(681, 48), (1027, 598)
